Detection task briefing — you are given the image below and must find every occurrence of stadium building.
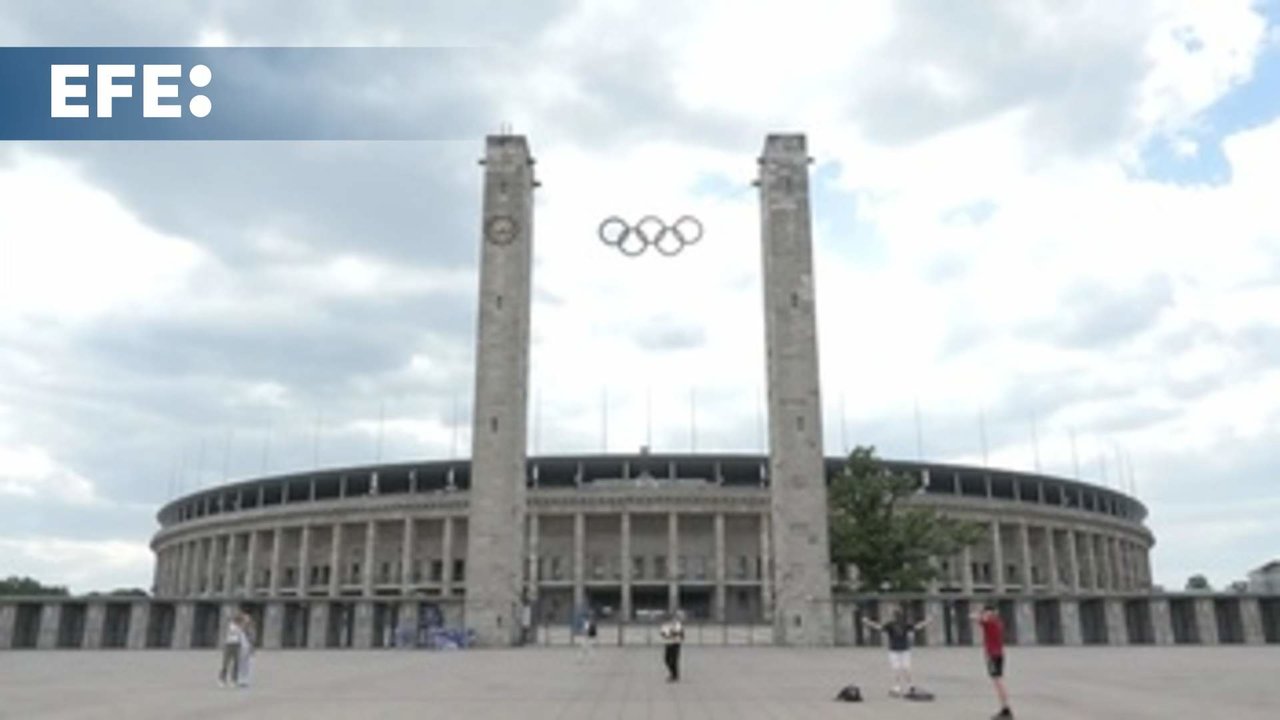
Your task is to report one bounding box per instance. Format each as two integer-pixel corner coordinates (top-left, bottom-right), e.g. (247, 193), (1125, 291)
(2, 133), (1277, 651)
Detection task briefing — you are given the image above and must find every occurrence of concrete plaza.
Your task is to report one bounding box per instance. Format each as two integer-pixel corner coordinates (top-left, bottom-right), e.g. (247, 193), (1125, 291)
(1, 645), (1277, 719)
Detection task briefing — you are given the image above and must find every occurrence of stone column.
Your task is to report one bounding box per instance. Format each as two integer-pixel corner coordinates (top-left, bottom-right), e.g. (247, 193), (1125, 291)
(1060, 598), (1082, 646)
(268, 528), (283, 596)
(126, 603), (149, 649)
(1015, 600), (1037, 646)
(297, 524), (311, 595)
(307, 601), (329, 649)
(36, 603), (61, 649)
(401, 516), (416, 592)
(222, 534), (236, 595)
(1241, 597), (1265, 645)
(1150, 597), (1174, 645)
(620, 512), (632, 621)
(1019, 522), (1033, 592)
(362, 520), (376, 596)
(714, 512), (727, 622)
(83, 603), (107, 649)
(262, 601), (284, 649)
(441, 516), (454, 595)
(464, 134), (536, 647)
(0, 604), (15, 649)
(667, 511), (679, 613)
(188, 540), (202, 595)
(353, 600), (373, 648)
(172, 602), (194, 649)
(961, 545), (975, 594)
(398, 601), (418, 648)
(1194, 598), (1219, 645)
(203, 537), (218, 596)
(991, 521), (1006, 593)
(1105, 536), (1118, 591)
(759, 133), (834, 645)
(759, 512), (773, 619)
(1067, 529), (1081, 593)
(328, 523), (343, 597)
(1046, 526), (1060, 593)
(1104, 598), (1126, 645)
(1083, 532), (1098, 591)
(528, 513), (541, 603)
(175, 542), (190, 597)
(573, 512), (586, 611)
(245, 530), (260, 597)
(924, 598), (946, 647)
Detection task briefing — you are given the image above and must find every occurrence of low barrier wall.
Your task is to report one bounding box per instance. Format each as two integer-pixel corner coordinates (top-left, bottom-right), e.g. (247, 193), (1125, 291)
(1, 593), (1276, 649)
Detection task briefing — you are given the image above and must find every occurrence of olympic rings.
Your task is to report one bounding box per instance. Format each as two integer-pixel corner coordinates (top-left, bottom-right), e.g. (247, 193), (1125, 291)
(597, 215), (704, 257)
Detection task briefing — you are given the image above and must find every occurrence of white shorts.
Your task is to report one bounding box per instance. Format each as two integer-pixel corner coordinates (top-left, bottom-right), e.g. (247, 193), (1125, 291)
(888, 651), (911, 671)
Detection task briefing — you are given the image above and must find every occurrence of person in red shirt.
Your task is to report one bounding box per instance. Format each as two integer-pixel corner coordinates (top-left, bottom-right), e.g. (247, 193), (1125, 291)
(972, 604), (1013, 718)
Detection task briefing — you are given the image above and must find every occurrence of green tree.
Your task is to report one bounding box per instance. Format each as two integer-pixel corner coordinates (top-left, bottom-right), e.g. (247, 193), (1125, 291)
(1185, 574), (1211, 591)
(0, 575), (70, 597)
(829, 446), (985, 592)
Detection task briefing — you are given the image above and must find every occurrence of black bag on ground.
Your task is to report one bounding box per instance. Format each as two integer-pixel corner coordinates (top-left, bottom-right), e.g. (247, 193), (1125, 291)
(904, 686), (935, 701)
(835, 685), (863, 702)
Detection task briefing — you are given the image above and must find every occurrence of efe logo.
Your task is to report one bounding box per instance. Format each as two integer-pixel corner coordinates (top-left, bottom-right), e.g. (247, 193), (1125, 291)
(51, 64), (212, 119)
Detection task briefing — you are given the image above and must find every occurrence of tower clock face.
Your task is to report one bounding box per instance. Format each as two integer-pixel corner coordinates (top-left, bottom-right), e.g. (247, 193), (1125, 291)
(486, 215), (518, 245)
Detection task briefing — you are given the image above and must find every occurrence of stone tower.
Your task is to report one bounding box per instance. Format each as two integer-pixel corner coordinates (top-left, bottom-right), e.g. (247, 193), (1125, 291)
(465, 135), (536, 646)
(758, 133), (835, 645)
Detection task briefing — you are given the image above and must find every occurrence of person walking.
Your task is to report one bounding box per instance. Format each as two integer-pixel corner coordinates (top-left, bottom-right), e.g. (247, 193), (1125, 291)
(861, 605), (929, 697)
(218, 613), (244, 688)
(659, 611), (684, 682)
(972, 604), (1013, 718)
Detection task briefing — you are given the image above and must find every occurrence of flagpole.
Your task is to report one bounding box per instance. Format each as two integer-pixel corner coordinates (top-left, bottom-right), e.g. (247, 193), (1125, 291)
(377, 400), (386, 463)
(451, 393), (459, 459)
(261, 413), (272, 474)
(755, 387), (764, 453)
(601, 387), (608, 453)
(978, 409), (989, 466)
(839, 393), (847, 454)
(913, 399), (924, 460)
(222, 427), (233, 481)
(313, 411), (323, 470)
(690, 387), (697, 453)
(1031, 413), (1041, 473)
(645, 385), (653, 450)
(1070, 427), (1080, 479)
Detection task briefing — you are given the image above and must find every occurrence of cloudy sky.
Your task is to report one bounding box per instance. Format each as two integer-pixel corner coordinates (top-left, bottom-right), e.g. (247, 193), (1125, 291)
(2, 0), (1278, 593)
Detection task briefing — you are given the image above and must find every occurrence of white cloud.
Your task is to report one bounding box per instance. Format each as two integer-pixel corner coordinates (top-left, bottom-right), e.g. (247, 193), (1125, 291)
(0, 443), (99, 505)
(1, 1), (1278, 592)
(0, 150), (206, 329)
(0, 537), (153, 594)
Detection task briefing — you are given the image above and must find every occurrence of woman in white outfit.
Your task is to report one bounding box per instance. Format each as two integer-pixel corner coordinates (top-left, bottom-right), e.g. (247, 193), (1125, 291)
(236, 611), (255, 687)
(218, 615), (244, 687)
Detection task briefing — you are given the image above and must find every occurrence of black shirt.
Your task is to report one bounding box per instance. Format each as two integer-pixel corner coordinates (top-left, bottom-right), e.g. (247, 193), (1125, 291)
(883, 620), (913, 651)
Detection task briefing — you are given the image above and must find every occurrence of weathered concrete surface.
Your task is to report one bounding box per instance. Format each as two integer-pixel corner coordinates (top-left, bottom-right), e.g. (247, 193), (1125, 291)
(465, 134), (535, 647)
(2, 646), (1278, 719)
(759, 133), (834, 646)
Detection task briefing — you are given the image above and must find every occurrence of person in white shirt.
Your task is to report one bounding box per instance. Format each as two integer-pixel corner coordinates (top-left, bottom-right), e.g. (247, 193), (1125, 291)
(659, 611), (685, 682)
(218, 615), (244, 687)
(236, 610), (256, 687)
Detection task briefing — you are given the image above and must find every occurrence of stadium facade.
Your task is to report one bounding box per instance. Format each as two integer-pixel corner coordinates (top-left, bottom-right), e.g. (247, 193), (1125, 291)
(3, 133), (1278, 650)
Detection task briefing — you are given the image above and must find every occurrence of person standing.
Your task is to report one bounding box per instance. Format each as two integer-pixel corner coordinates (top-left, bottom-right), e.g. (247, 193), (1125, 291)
(861, 605), (929, 696)
(659, 611), (684, 682)
(575, 607), (596, 662)
(972, 604), (1013, 719)
(218, 614), (244, 688)
(236, 610), (256, 688)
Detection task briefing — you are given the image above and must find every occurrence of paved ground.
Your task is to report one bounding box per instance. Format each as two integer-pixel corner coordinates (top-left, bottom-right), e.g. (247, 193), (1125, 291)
(2, 645), (1278, 719)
